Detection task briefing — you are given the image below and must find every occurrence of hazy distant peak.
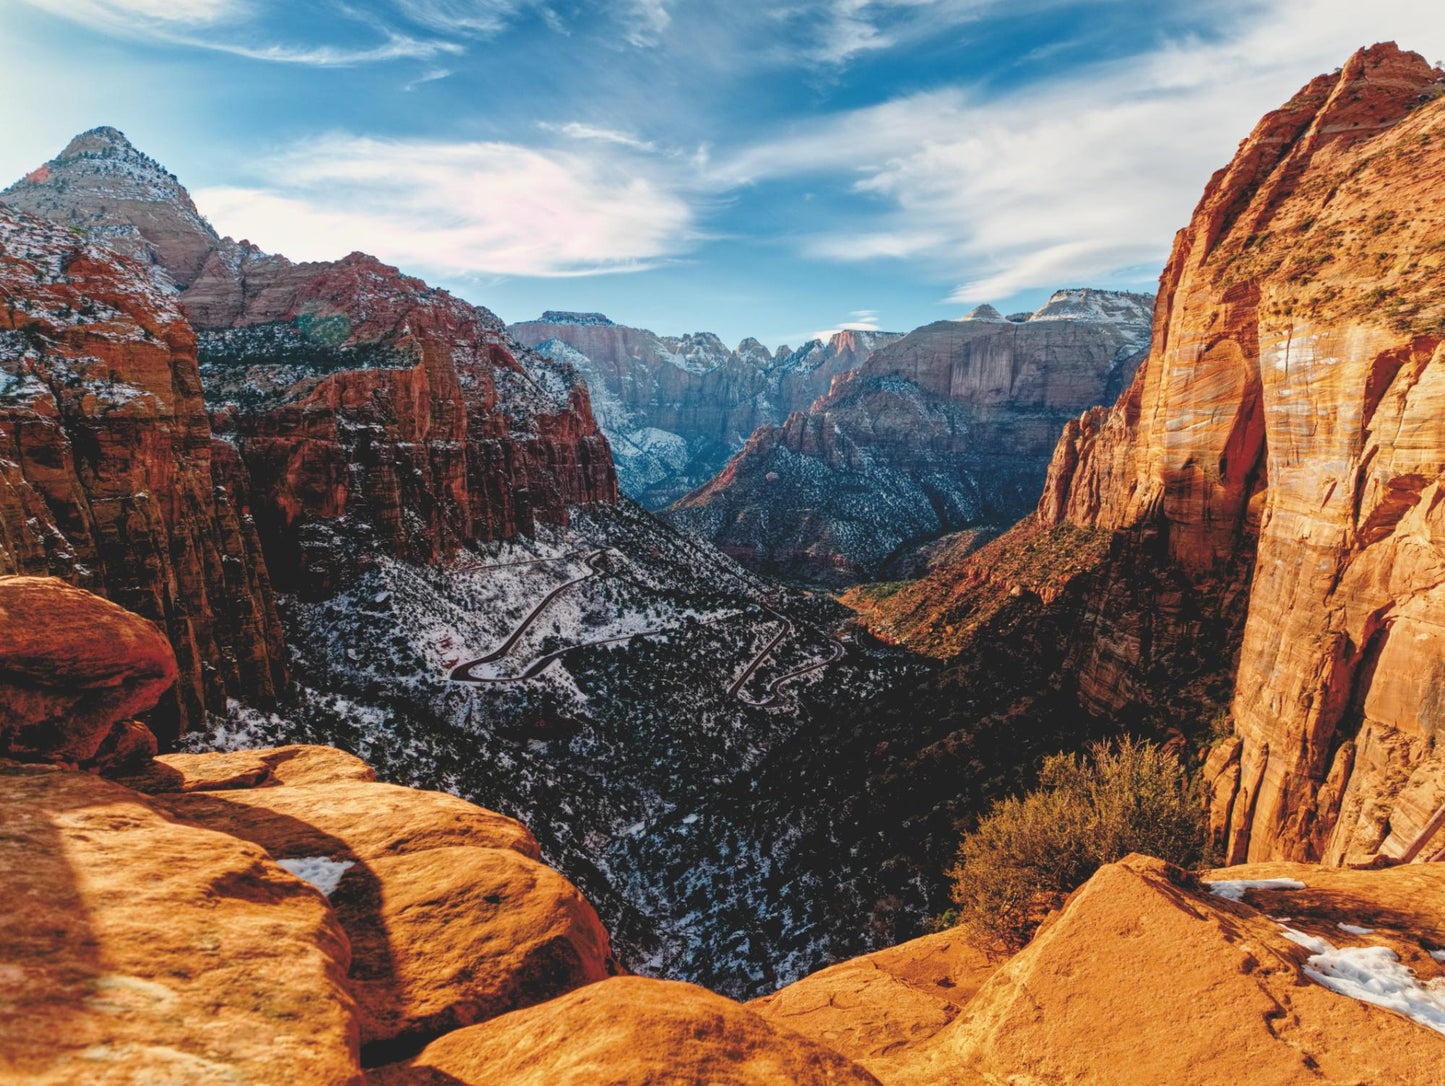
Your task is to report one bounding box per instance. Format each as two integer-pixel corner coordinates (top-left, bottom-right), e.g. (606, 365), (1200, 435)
(1029, 288), (1154, 324)
(961, 303), (1007, 322)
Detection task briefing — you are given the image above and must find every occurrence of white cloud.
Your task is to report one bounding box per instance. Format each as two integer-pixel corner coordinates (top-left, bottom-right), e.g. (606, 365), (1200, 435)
(539, 121), (659, 152)
(393, 0), (530, 35)
(620, 0), (670, 47)
(17, 0), (466, 65)
(193, 133), (697, 278)
(719, 0), (1445, 303)
(809, 316), (884, 340)
(21, 0), (244, 27)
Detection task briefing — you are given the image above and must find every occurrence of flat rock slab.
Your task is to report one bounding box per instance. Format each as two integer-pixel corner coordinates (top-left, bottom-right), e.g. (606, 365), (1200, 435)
(0, 766), (362, 1086)
(749, 928), (996, 1072)
(154, 778), (540, 861)
(368, 976), (882, 1086)
(113, 743), (377, 793)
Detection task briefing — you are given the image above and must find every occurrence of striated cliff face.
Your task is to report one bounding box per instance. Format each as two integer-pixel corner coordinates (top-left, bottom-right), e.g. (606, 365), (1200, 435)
(510, 311), (898, 507)
(668, 290), (1153, 584)
(4, 128), (617, 599)
(0, 206), (285, 738)
(190, 255), (617, 594)
(1038, 43), (1445, 864)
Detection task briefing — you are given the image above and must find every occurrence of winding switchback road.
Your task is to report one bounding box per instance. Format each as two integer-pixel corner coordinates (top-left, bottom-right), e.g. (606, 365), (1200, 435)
(447, 557), (845, 700)
(449, 551), (609, 681)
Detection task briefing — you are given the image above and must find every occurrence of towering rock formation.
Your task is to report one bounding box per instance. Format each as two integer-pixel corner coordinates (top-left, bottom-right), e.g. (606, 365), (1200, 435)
(669, 291), (1153, 584)
(0, 206), (285, 739)
(4, 128), (617, 598)
(1028, 43), (1445, 864)
(510, 311), (899, 507)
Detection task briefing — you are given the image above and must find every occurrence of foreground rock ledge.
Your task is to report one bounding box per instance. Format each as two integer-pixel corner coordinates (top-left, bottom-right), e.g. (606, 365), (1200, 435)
(0, 766), (362, 1086)
(369, 976), (884, 1086)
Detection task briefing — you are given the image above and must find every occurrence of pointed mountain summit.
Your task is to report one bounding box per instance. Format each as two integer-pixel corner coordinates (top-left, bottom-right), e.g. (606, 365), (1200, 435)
(3, 126), (219, 287)
(961, 303), (1007, 322)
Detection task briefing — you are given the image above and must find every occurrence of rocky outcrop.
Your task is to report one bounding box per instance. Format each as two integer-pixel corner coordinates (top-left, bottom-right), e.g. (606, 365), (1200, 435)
(750, 855), (1445, 1085)
(150, 779), (614, 1052)
(0, 576), (174, 768)
(1036, 43), (1445, 863)
(0, 209), (287, 736)
(884, 856), (1445, 1085)
(2, 765), (364, 1086)
(511, 312), (899, 507)
(3, 129), (616, 594)
(369, 976), (884, 1086)
(668, 291), (1153, 584)
(6, 744), (618, 1080)
(190, 254), (617, 594)
(748, 929), (996, 1079)
(2, 127), (618, 730)
(1, 126), (220, 289)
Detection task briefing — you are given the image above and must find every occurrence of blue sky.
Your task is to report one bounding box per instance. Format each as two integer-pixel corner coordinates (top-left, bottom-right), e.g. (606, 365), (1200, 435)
(3, 1), (1444, 347)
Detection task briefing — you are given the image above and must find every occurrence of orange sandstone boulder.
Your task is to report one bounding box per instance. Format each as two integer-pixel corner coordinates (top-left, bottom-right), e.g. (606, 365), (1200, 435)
(890, 856), (1445, 1086)
(0, 577), (176, 768)
(338, 845), (615, 1052)
(153, 778), (541, 861)
(155, 774), (614, 1052)
(114, 743), (377, 793)
(749, 929), (995, 1076)
(368, 976), (883, 1086)
(0, 766), (362, 1086)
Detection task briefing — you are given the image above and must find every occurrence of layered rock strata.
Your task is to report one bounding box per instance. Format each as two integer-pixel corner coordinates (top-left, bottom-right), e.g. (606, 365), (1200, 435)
(0, 203), (287, 737)
(668, 291), (1153, 584)
(511, 311), (899, 507)
(1037, 43), (1445, 863)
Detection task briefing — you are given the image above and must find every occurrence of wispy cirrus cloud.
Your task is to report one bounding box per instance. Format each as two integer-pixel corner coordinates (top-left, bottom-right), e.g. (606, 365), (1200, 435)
(194, 133), (699, 277)
(717, 0), (1445, 304)
(619, 0), (671, 47)
(538, 121), (659, 152)
(18, 0), (467, 64)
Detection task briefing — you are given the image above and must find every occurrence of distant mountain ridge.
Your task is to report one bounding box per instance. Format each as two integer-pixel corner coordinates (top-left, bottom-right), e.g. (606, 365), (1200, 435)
(511, 313), (901, 506)
(666, 288), (1154, 584)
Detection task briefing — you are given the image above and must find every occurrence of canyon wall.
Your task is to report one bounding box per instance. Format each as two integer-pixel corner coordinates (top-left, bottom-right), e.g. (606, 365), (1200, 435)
(1040, 43), (1445, 864)
(669, 291), (1152, 584)
(1, 128), (617, 733)
(511, 311), (898, 507)
(0, 205), (285, 740)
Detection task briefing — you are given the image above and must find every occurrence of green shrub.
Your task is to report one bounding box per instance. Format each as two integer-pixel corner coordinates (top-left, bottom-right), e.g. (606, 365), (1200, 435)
(946, 737), (1207, 954)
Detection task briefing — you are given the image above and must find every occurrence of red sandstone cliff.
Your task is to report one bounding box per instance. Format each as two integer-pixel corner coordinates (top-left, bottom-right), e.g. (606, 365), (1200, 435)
(669, 291), (1152, 584)
(189, 251), (617, 593)
(0, 205), (285, 739)
(1038, 43), (1445, 864)
(3, 127), (616, 690)
(4, 128), (616, 597)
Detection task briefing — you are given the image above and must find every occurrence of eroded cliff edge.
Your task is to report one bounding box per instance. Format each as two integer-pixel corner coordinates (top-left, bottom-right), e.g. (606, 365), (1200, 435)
(1034, 43), (1445, 864)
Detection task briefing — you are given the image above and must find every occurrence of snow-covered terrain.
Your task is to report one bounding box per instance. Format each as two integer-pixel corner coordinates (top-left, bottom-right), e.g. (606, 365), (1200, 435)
(183, 499), (932, 996)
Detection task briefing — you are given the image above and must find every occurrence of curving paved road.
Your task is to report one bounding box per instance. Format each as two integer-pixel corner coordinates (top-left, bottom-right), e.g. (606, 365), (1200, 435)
(451, 550), (586, 575)
(446, 557), (846, 700)
(734, 628), (846, 709)
(449, 551), (609, 681)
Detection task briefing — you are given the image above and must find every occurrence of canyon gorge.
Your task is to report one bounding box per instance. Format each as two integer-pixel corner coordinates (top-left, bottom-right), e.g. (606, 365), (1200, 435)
(4, 36), (1445, 1086)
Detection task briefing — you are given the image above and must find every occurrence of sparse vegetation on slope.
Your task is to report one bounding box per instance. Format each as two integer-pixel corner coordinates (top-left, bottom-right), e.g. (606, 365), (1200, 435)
(945, 738), (1208, 952)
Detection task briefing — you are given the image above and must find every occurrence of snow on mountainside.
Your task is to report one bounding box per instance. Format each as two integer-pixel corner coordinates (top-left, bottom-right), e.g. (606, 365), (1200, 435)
(512, 312), (901, 507)
(3, 126), (219, 289)
(2, 127), (938, 999)
(1026, 287), (1156, 325)
(667, 289), (1155, 585)
(182, 499), (931, 994)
